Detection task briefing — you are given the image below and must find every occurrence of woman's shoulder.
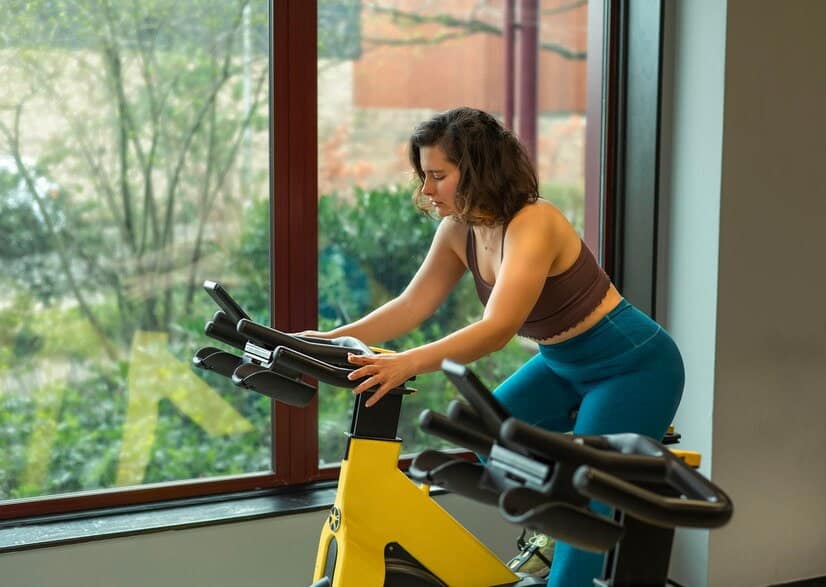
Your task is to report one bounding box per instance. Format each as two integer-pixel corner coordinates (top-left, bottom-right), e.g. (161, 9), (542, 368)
(437, 216), (469, 235)
(506, 199), (580, 266)
(434, 217), (470, 247)
(509, 198), (571, 234)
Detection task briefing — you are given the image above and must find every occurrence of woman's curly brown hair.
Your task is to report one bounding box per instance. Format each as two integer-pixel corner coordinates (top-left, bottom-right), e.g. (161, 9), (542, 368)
(409, 106), (539, 225)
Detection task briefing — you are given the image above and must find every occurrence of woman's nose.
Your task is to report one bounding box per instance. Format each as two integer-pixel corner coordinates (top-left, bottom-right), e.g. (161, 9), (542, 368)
(422, 177), (434, 195)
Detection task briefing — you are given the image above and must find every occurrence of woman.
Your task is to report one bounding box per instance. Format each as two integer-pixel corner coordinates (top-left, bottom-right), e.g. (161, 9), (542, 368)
(307, 106), (684, 587)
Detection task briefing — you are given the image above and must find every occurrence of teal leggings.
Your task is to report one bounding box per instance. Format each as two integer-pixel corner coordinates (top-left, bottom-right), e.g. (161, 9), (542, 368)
(493, 299), (684, 587)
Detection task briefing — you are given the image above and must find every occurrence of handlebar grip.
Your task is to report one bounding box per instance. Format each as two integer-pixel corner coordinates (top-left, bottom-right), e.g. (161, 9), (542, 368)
(271, 346), (355, 388)
(237, 319), (303, 350)
(499, 486), (624, 553)
(271, 346), (414, 397)
(237, 319), (357, 366)
(441, 359), (510, 437)
(573, 466), (733, 529)
(205, 314), (249, 351)
(232, 362), (316, 407)
(501, 418), (668, 483)
(409, 450), (499, 507)
(418, 409), (496, 457)
(203, 280), (250, 324)
(447, 399), (486, 431)
(192, 346), (245, 378)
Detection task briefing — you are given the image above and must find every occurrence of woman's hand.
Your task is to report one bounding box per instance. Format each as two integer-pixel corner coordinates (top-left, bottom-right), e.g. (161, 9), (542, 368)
(347, 352), (418, 407)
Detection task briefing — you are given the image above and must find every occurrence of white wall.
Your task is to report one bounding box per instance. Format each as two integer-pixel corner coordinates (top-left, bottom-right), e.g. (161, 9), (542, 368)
(659, 0), (727, 583)
(0, 494), (518, 587)
(662, 1), (826, 586)
(2, 510), (326, 587)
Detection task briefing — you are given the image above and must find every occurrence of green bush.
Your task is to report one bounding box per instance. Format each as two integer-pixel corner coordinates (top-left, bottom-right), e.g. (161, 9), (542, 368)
(0, 183), (541, 497)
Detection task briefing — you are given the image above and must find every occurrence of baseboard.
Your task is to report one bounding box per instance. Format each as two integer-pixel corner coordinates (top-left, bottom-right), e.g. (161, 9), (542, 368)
(772, 578), (826, 587)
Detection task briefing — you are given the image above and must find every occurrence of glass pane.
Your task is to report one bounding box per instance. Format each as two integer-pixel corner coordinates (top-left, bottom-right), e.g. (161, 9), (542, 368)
(317, 0), (588, 464)
(0, 0), (272, 501)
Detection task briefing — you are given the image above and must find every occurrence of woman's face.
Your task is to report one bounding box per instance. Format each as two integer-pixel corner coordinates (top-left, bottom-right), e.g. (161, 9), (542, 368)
(419, 145), (460, 218)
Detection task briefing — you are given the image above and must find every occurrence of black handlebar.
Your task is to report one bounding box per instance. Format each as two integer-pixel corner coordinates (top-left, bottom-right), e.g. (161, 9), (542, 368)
(414, 359), (733, 539)
(270, 345), (412, 396)
(500, 420), (669, 483)
(441, 360), (511, 437)
(499, 486), (624, 553)
(419, 409), (497, 457)
(237, 319), (365, 367)
(204, 311), (249, 351)
(232, 361), (317, 407)
(572, 466), (732, 529)
(204, 280), (250, 324)
(271, 346), (358, 389)
(500, 419), (733, 529)
(193, 280), (415, 407)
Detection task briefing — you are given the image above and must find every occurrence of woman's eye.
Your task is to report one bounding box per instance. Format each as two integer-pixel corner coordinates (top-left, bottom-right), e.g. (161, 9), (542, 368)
(432, 176), (444, 181)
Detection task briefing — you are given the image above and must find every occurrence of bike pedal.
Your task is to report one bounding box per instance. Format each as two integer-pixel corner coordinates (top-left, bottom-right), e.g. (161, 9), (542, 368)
(507, 543), (540, 571)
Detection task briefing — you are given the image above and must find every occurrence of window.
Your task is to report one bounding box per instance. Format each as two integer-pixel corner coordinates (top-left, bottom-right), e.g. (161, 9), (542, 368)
(1, 0), (273, 515)
(314, 0), (591, 464)
(2, 0), (659, 519)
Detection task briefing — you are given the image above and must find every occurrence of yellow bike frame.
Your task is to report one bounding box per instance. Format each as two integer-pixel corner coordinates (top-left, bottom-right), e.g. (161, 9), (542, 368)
(312, 391), (521, 587)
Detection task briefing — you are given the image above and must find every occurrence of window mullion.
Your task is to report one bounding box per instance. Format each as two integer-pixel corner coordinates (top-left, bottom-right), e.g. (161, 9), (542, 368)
(271, 0), (320, 484)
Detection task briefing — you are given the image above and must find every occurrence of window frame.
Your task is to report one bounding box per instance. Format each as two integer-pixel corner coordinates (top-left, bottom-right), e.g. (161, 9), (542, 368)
(0, 0), (664, 521)
(0, 0), (301, 521)
(595, 0), (666, 317)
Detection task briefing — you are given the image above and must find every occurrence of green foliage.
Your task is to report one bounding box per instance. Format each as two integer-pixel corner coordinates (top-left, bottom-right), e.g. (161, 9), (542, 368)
(0, 286), (42, 369)
(0, 181), (542, 495)
(316, 185), (480, 340)
(1, 0), (276, 498)
(542, 181), (585, 235)
(0, 163), (72, 304)
(228, 195), (271, 324)
(2, 0), (271, 340)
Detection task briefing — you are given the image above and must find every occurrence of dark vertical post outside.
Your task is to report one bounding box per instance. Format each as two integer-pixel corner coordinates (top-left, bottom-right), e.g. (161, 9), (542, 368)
(504, 0), (516, 130)
(517, 0), (539, 164)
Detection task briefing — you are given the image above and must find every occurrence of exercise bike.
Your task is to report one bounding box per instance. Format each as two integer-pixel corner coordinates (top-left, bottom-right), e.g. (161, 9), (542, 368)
(191, 281), (546, 587)
(410, 360), (734, 587)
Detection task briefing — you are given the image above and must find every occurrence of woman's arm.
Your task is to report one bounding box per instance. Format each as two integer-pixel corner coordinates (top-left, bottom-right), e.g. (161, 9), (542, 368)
(313, 218), (467, 345)
(349, 206), (567, 406)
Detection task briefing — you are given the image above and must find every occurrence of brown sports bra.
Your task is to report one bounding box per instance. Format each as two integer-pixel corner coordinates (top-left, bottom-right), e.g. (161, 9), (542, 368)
(466, 226), (611, 340)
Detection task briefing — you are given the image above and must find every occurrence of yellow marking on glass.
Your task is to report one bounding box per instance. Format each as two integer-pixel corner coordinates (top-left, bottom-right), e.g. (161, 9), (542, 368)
(116, 331), (253, 486)
(22, 380), (66, 491)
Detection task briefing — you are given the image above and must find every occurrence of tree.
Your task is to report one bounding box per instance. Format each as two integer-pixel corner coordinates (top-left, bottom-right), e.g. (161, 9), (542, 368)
(0, 0), (270, 354)
(0, 0), (273, 496)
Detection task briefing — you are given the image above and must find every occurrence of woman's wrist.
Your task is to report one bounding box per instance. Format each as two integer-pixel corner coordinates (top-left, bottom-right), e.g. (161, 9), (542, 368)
(401, 347), (435, 376)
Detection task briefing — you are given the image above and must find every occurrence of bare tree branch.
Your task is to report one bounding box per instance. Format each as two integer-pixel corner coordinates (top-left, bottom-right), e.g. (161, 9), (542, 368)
(363, 2), (586, 60)
(0, 102), (119, 360)
(12, 50), (128, 246)
(184, 59), (269, 311)
(158, 15), (243, 254)
(543, 0), (588, 17)
(99, 0), (140, 252)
